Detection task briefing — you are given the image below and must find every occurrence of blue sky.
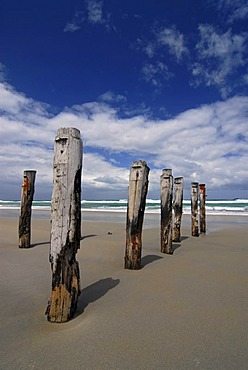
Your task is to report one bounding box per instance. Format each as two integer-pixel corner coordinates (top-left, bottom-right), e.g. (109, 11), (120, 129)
(0, 0), (248, 200)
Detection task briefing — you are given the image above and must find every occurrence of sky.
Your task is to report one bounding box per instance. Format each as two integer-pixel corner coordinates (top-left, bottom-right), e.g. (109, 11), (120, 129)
(0, 0), (248, 200)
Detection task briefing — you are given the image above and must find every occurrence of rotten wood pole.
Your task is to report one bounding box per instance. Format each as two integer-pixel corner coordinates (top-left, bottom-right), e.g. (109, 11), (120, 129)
(18, 170), (36, 248)
(173, 177), (184, 242)
(160, 169), (173, 254)
(191, 182), (199, 237)
(199, 184), (206, 234)
(125, 160), (150, 270)
(46, 127), (82, 323)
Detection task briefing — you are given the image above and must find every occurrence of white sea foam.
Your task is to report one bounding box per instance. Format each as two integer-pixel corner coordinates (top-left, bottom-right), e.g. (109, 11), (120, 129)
(0, 199), (247, 216)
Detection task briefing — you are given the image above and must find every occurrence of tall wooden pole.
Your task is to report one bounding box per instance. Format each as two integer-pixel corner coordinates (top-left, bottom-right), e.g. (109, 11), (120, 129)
(18, 170), (36, 248)
(191, 182), (199, 237)
(173, 177), (184, 242)
(199, 184), (206, 234)
(125, 160), (150, 270)
(160, 169), (173, 254)
(46, 127), (82, 323)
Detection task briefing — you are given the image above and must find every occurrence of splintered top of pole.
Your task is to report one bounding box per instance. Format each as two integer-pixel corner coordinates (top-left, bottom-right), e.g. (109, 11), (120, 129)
(161, 168), (172, 180)
(128, 160), (149, 219)
(162, 168), (172, 175)
(55, 127), (81, 141)
(174, 177), (183, 183)
(129, 160), (150, 185)
(129, 160), (150, 181)
(24, 170), (37, 174)
(130, 160), (149, 171)
(53, 127), (82, 171)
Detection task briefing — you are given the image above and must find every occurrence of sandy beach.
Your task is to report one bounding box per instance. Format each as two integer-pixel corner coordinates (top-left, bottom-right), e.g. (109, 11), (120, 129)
(1, 211), (248, 370)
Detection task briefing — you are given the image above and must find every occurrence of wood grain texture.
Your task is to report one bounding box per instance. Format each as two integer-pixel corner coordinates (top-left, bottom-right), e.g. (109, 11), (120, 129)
(199, 184), (206, 234)
(46, 127), (82, 322)
(191, 182), (199, 237)
(173, 177), (184, 242)
(19, 170), (36, 248)
(125, 160), (150, 270)
(160, 169), (173, 254)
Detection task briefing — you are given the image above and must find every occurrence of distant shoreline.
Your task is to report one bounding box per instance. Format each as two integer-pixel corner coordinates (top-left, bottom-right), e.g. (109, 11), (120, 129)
(1, 208), (247, 233)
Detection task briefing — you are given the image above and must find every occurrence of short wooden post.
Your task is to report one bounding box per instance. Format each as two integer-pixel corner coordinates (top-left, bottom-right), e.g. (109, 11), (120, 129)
(199, 184), (206, 234)
(160, 169), (173, 254)
(173, 177), (184, 242)
(191, 182), (199, 237)
(125, 160), (150, 270)
(18, 170), (36, 248)
(46, 127), (82, 323)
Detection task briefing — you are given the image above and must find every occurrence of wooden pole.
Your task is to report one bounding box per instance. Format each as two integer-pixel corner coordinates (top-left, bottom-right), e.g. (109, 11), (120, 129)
(199, 184), (206, 234)
(191, 182), (199, 237)
(160, 169), (173, 254)
(125, 160), (150, 270)
(173, 177), (184, 242)
(18, 170), (36, 248)
(46, 127), (82, 323)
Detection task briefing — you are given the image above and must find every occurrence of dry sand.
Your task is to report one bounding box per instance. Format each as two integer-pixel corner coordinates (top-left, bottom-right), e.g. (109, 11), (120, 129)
(0, 211), (248, 370)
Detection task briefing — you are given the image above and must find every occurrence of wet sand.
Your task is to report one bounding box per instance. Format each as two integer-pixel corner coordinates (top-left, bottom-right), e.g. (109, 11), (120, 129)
(0, 211), (248, 369)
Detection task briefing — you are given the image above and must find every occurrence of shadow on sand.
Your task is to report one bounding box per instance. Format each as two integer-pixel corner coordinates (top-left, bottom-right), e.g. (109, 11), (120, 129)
(80, 234), (97, 241)
(29, 234), (97, 248)
(76, 277), (120, 316)
(28, 241), (50, 248)
(141, 254), (164, 268)
(172, 235), (189, 252)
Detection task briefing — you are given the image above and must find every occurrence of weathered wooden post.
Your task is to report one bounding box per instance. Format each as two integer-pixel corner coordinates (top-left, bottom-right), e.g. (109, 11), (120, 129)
(191, 182), (199, 237)
(173, 177), (184, 242)
(125, 160), (150, 270)
(199, 184), (206, 234)
(18, 170), (36, 248)
(160, 169), (173, 254)
(46, 127), (82, 323)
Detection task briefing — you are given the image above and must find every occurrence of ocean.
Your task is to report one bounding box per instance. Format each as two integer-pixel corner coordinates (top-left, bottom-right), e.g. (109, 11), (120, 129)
(0, 199), (248, 216)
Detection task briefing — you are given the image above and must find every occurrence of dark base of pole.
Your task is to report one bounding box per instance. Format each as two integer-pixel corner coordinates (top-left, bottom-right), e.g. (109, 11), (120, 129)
(19, 235), (31, 248)
(124, 251), (141, 270)
(46, 261), (80, 323)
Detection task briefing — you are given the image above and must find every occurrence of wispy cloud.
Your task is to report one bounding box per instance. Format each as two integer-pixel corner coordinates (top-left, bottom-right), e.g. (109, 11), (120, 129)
(157, 26), (188, 62)
(136, 25), (188, 62)
(64, 11), (85, 33)
(64, 0), (111, 32)
(0, 62), (7, 82)
(142, 62), (173, 88)
(214, 0), (248, 23)
(86, 0), (105, 24)
(191, 24), (248, 97)
(1, 81), (247, 199)
(136, 25), (187, 89)
(98, 91), (127, 103)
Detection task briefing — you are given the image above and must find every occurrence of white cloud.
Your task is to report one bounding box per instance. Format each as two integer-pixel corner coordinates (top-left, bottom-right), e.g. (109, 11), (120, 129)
(243, 74), (248, 84)
(64, 22), (82, 33)
(192, 25), (248, 96)
(64, 11), (85, 33)
(135, 26), (188, 90)
(98, 91), (127, 103)
(144, 42), (156, 58)
(232, 4), (248, 21)
(0, 81), (248, 199)
(214, 0), (248, 22)
(64, 1), (110, 32)
(142, 62), (173, 88)
(0, 63), (7, 82)
(136, 25), (187, 67)
(157, 26), (188, 62)
(86, 0), (104, 24)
